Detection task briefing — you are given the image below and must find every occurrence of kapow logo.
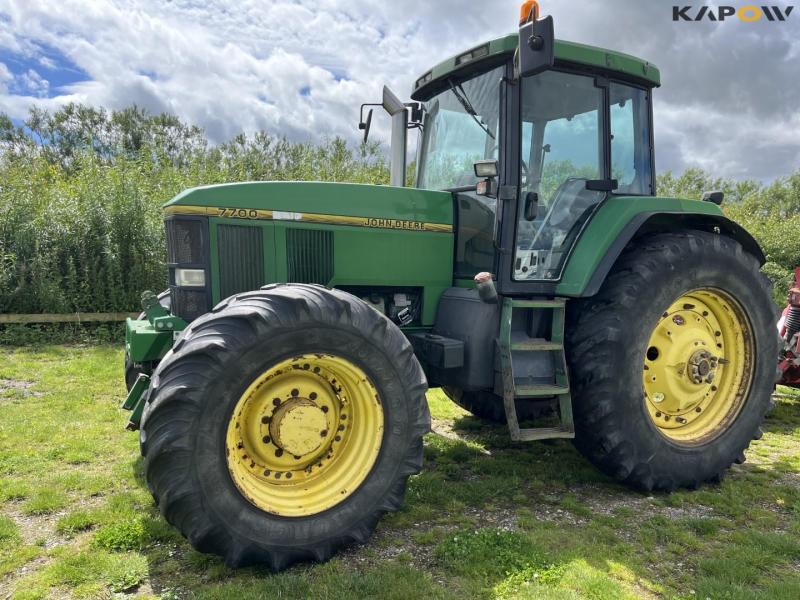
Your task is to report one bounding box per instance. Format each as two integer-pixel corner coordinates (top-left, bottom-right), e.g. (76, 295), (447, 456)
(673, 5), (794, 21)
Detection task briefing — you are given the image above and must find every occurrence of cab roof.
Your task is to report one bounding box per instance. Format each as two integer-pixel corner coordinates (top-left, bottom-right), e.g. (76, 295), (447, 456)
(411, 33), (660, 101)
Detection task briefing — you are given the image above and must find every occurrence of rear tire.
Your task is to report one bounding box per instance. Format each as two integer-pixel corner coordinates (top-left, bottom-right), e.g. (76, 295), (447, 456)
(441, 387), (553, 423)
(140, 284), (429, 569)
(566, 231), (776, 491)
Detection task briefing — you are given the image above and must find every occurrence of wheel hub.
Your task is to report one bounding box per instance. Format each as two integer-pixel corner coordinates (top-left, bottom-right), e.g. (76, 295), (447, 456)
(687, 349), (718, 384)
(225, 353), (384, 516)
(269, 398), (327, 457)
(642, 289), (753, 445)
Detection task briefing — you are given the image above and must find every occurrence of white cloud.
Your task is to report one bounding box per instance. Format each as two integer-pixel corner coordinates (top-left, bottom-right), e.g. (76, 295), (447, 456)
(0, 0), (797, 181)
(0, 62), (11, 93)
(20, 68), (49, 97)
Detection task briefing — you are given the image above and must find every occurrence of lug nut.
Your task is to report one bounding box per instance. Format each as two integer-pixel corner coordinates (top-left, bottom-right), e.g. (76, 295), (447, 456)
(261, 415), (270, 424)
(262, 436), (270, 444)
(310, 392), (318, 400)
(320, 430), (328, 437)
(273, 398), (281, 406)
(291, 388), (299, 397)
(275, 449), (284, 457)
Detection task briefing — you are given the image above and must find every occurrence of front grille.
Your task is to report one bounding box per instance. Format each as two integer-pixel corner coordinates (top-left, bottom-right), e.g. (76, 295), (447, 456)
(165, 216), (209, 322)
(166, 219), (205, 264)
(286, 229), (334, 284)
(218, 224), (265, 298)
(171, 288), (208, 322)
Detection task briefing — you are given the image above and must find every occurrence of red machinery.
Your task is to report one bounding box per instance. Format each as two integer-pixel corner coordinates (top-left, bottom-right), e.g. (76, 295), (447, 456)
(777, 267), (800, 388)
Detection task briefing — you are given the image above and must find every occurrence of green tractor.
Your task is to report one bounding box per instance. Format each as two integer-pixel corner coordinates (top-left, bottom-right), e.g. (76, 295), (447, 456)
(123, 2), (776, 570)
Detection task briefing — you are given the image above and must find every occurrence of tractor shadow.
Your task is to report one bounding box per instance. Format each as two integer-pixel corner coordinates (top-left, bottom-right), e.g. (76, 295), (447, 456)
(126, 401), (800, 598)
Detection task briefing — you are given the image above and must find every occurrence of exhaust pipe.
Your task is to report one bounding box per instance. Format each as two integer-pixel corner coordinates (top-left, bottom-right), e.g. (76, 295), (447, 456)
(382, 86), (407, 187)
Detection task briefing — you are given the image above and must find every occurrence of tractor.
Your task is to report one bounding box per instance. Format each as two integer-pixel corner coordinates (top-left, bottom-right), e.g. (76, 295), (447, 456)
(122, 1), (777, 570)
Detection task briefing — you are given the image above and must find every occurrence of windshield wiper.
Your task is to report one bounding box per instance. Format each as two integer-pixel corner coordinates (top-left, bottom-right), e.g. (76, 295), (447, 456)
(448, 79), (495, 140)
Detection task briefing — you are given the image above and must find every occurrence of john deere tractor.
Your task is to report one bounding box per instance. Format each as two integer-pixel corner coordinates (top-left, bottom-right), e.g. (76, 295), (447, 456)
(122, 2), (776, 570)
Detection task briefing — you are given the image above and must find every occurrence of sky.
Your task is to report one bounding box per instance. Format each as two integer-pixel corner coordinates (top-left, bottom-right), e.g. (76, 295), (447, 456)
(0, 0), (798, 182)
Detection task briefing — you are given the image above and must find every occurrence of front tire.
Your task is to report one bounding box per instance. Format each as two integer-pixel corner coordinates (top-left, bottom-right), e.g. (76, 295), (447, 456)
(566, 231), (776, 491)
(140, 285), (429, 569)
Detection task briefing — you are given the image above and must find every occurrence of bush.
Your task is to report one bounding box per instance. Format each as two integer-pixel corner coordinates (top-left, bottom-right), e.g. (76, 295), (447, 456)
(0, 104), (389, 316)
(2, 104), (799, 318)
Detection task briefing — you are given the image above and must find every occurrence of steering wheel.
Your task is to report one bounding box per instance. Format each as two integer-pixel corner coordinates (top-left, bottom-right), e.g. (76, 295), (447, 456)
(522, 177), (588, 251)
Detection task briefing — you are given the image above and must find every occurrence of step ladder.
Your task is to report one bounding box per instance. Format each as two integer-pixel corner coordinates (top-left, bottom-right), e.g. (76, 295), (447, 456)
(498, 297), (575, 441)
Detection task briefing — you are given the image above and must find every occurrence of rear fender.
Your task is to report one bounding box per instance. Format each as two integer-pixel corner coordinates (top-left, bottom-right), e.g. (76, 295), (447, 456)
(556, 197), (765, 298)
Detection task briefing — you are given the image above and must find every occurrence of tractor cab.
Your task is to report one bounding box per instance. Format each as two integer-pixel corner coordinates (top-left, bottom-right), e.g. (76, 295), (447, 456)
(407, 4), (658, 291)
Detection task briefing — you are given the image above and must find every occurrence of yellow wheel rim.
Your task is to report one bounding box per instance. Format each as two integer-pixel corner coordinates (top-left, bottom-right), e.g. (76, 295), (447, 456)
(643, 289), (754, 445)
(225, 354), (384, 516)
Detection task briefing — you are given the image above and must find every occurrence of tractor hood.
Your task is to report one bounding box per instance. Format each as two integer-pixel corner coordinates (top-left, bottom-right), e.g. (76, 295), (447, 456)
(163, 181), (453, 233)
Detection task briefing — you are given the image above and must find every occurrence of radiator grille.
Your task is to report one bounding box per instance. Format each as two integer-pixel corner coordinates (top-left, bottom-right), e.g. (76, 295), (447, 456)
(218, 224), (265, 298)
(286, 229), (334, 285)
(166, 219), (205, 264)
(171, 288), (208, 322)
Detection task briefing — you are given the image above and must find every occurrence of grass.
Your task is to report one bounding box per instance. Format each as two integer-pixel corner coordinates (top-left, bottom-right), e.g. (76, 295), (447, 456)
(0, 345), (798, 599)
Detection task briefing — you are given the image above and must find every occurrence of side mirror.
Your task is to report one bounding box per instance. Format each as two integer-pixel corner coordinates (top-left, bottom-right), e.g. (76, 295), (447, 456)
(358, 109), (373, 144)
(524, 192), (538, 220)
(474, 159), (498, 178)
(519, 15), (554, 77)
(702, 190), (724, 205)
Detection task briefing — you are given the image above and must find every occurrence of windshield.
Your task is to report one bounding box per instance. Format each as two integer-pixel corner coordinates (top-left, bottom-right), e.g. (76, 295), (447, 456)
(416, 65), (503, 190)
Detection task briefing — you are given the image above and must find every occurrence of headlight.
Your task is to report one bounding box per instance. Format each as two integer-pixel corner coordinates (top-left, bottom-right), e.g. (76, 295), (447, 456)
(175, 268), (206, 287)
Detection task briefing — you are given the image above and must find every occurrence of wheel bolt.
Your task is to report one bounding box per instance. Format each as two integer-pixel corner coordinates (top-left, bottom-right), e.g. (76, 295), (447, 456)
(286, 472), (293, 479)
(696, 407), (702, 412)
(321, 405), (328, 413)
(334, 435), (341, 442)
(275, 449), (284, 457)
(261, 415), (270, 424)
(310, 392), (318, 400)
(262, 436), (270, 444)
(320, 430), (328, 437)
(291, 388), (299, 397)
(273, 398), (281, 406)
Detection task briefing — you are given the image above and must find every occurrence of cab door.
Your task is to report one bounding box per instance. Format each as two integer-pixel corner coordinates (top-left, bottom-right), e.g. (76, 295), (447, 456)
(496, 66), (654, 295)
